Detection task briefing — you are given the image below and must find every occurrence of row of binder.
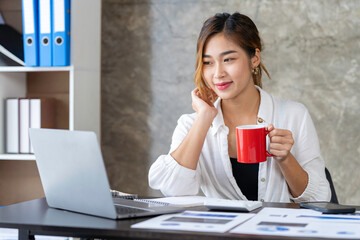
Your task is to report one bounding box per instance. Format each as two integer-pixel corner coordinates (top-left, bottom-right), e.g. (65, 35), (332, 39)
(22, 0), (70, 67)
(5, 98), (55, 154)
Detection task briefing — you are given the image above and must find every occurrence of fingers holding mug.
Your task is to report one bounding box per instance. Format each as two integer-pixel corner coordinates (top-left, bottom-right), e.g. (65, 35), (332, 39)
(268, 126), (294, 162)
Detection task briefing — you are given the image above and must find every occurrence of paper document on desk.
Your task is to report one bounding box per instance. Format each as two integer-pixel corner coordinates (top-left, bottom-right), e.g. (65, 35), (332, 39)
(131, 210), (255, 233)
(0, 228), (18, 240)
(231, 207), (360, 239)
(0, 228), (70, 240)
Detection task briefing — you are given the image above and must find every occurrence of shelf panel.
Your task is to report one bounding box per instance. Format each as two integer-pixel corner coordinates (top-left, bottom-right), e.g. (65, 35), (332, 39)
(0, 66), (74, 72)
(0, 154), (36, 161)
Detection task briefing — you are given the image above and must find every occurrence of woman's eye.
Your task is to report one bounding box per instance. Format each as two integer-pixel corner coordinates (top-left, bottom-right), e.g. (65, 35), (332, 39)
(224, 58), (234, 62)
(203, 61), (212, 65)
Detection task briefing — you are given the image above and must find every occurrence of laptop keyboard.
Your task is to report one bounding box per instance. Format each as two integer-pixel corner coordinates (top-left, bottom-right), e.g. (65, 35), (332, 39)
(115, 204), (150, 215)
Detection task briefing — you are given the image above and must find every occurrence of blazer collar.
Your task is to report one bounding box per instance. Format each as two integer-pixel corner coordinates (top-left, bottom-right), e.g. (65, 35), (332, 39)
(211, 98), (226, 135)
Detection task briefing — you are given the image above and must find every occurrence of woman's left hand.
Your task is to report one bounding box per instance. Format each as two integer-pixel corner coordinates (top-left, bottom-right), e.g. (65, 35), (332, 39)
(267, 124), (294, 162)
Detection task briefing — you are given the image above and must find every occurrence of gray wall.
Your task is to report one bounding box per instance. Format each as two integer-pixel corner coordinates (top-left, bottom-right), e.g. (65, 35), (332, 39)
(101, 0), (360, 204)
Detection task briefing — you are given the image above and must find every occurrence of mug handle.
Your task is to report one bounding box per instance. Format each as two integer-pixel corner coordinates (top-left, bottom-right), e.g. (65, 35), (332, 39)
(265, 128), (275, 157)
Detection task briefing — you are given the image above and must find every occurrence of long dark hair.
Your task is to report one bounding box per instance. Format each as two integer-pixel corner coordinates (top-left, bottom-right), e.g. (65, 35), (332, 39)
(194, 12), (270, 104)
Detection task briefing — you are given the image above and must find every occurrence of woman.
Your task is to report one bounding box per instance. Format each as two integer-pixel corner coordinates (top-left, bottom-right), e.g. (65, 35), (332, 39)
(148, 12), (331, 202)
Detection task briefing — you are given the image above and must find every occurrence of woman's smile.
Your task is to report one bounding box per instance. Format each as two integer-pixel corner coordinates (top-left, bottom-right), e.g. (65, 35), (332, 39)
(215, 81), (232, 90)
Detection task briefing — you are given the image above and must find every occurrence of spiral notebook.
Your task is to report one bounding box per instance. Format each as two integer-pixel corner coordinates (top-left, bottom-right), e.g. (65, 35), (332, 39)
(134, 196), (207, 207)
(110, 189), (138, 200)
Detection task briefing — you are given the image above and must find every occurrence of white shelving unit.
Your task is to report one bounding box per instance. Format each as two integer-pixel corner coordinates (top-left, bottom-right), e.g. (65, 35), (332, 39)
(0, 0), (101, 205)
(0, 0), (101, 160)
(0, 154), (36, 161)
(0, 67), (75, 161)
(0, 66), (73, 72)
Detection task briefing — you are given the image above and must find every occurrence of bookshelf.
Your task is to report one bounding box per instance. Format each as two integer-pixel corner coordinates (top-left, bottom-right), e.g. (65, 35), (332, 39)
(0, 66), (73, 72)
(0, 0), (101, 205)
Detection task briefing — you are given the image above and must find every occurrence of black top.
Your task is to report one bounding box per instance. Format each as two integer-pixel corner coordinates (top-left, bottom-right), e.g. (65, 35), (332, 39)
(230, 158), (259, 201)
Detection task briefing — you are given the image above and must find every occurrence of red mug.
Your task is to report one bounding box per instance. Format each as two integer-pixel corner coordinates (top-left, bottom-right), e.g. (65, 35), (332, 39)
(236, 125), (273, 164)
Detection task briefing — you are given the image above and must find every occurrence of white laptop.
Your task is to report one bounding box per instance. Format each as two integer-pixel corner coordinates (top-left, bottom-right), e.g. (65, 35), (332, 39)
(29, 128), (183, 219)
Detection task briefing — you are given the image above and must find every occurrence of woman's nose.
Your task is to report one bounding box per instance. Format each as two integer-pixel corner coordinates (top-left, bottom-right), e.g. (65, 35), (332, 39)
(214, 63), (225, 79)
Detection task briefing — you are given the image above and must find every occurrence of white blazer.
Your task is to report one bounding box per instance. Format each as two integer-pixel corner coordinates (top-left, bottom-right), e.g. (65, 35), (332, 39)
(148, 87), (331, 203)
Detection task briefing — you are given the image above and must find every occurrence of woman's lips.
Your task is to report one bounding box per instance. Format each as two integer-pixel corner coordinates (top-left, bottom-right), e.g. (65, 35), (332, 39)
(215, 82), (232, 90)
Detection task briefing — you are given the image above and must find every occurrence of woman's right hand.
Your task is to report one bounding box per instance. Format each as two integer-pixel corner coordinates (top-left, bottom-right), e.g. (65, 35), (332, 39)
(170, 89), (218, 170)
(191, 88), (218, 120)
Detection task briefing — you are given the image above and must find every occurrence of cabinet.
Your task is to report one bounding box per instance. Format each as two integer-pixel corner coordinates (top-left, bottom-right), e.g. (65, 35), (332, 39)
(0, 0), (101, 205)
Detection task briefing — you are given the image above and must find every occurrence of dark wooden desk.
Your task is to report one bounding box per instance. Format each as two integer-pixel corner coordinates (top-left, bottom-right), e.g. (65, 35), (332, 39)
(0, 198), (354, 240)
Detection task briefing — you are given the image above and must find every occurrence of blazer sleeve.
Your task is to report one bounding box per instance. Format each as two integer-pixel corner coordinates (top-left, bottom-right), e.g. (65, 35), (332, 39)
(148, 114), (201, 196)
(290, 107), (331, 202)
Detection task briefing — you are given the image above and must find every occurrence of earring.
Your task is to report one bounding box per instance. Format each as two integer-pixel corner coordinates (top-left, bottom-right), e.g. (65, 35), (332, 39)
(252, 67), (260, 75)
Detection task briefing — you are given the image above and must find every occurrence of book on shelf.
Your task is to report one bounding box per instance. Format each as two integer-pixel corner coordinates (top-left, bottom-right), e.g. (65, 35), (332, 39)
(19, 98), (30, 153)
(0, 21), (25, 66)
(5, 98), (56, 154)
(30, 98), (56, 153)
(5, 98), (20, 153)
